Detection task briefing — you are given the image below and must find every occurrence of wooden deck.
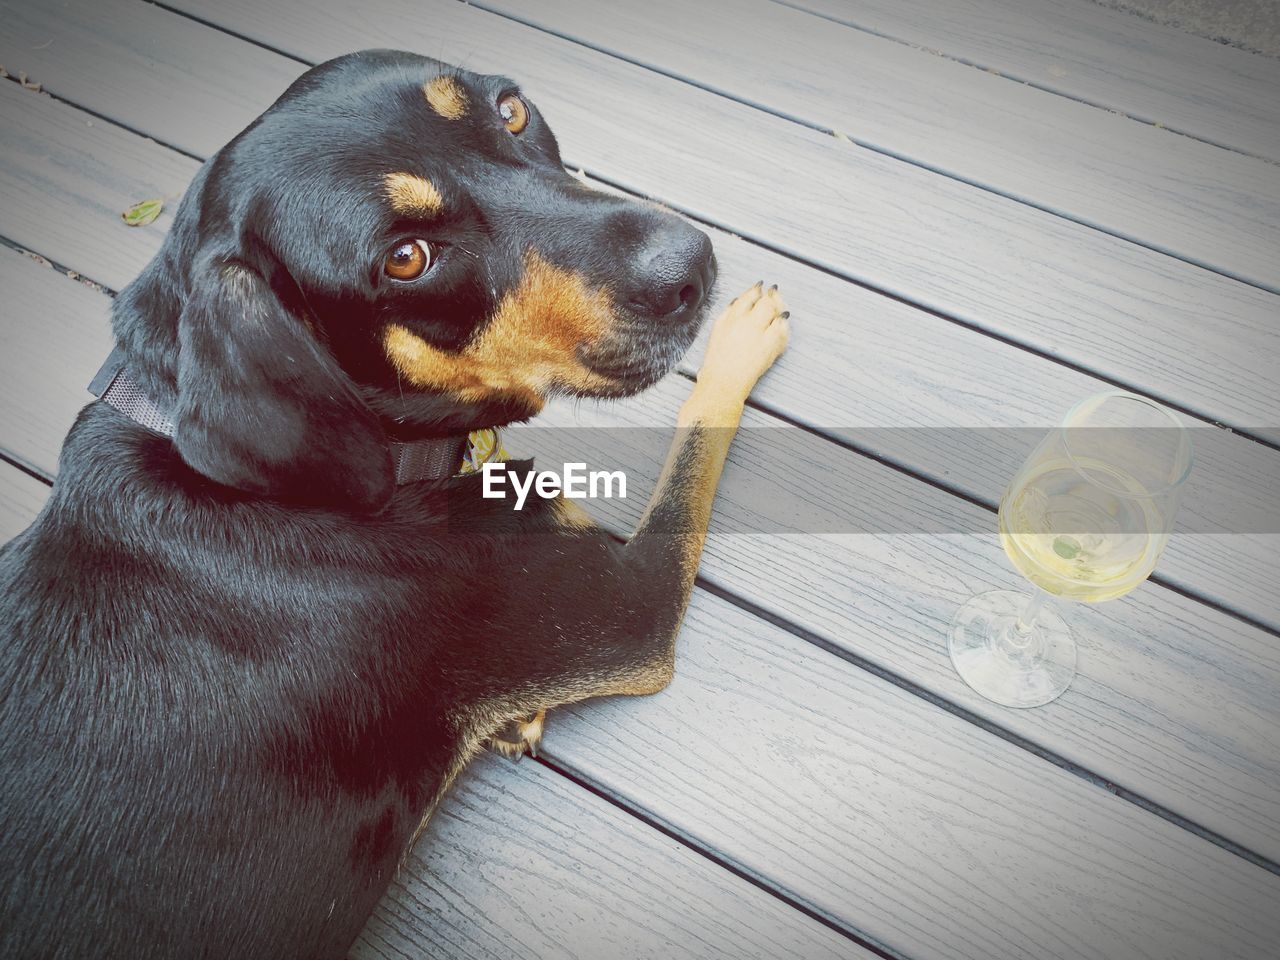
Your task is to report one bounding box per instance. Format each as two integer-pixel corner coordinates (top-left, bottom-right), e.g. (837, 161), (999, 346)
(2, 0), (1278, 956)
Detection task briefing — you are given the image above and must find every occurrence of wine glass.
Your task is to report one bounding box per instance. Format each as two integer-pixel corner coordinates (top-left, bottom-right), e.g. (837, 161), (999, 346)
(948, 391), (1192, 708)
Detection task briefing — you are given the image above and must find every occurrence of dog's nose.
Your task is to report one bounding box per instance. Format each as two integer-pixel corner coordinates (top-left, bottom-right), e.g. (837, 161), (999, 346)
(624, 220), (714, 321)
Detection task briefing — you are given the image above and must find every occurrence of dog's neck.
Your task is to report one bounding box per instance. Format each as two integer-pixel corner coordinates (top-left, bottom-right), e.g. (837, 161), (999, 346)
(89, 348), (485, 484)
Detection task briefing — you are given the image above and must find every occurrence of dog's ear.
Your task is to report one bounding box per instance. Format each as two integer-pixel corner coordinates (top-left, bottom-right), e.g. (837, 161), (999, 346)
(173, 258), (393, 512)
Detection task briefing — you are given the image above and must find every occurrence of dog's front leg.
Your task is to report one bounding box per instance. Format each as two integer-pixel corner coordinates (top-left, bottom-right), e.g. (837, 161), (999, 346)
(621, 280), (792, 674)
(487, 282), (788, 759)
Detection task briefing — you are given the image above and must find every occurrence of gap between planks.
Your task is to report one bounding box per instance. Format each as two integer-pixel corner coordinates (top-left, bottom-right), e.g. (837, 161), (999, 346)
(467, 0), (1280, 297)
(772, 0), (1280, 165)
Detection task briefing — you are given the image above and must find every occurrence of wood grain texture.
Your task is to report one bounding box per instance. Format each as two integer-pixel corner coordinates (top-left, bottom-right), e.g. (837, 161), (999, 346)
(0, 249), (113, 476)
(782, 0), (1280, 163)
(3, 78), (1275, 634)
(354, 753), (866, 960)
(0, 80), (195, 291)
(4, 239), (1278, 875)
(477, 0), (1280, 292)
(18, 0), (1280, 438)
(0, 461), (49, 543)
(0, 0), (304, 161)
(538, 589), (1280, 960)
(0, 461), (862, 959)
(654, 183), (1280, 633)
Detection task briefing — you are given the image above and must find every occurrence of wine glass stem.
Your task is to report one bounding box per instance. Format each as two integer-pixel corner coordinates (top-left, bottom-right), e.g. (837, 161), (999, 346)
(1016, 590), (1047, 634)
(993, 591), (1050, 659)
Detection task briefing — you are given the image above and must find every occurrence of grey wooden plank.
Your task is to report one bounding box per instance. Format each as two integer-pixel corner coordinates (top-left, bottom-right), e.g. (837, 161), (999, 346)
(5, 237), (1279, 884)
(0, 0), (303, 161)
(783, 0), (1280, 164)
(14, 0), (1280, 438)
(672, 224), (1280, 634)
(477, 0), (1280, 293)
(0, 248), (113, 476)
(537, 590), (1280, 960)
(0, 461), (49, 544)
(3, 77), (1276, 642)
(355, 752), (866, 960)
(0, 80), (195, 291)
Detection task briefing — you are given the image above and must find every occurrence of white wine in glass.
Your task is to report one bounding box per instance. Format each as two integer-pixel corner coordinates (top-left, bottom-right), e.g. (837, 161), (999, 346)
(949, 391), (1192, 708)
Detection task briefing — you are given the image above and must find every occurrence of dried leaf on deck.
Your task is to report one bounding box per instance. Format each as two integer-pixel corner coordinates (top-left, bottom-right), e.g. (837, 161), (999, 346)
(121, 199), (163, 227)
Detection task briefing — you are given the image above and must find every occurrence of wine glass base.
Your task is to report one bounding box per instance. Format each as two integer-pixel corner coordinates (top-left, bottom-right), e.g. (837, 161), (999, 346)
(948, 590), (1077, 708)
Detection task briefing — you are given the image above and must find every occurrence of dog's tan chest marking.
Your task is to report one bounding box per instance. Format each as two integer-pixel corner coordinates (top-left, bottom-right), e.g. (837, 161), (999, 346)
(553, 497), (598, 531)
(424, 75), (469, 120)
(383, 172), (444, 216)
(383, 250), (615, 406)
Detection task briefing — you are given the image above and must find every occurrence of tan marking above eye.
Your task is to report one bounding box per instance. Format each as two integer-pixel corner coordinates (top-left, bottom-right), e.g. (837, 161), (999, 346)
(424, 75), (468, 120)
(383, 172), (444, 216)
(383, 251), (616, 408)
(498, 93), (529, 135)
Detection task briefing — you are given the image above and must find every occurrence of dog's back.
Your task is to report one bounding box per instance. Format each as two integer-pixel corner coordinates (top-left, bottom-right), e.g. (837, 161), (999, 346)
(0, 409), (469, 959)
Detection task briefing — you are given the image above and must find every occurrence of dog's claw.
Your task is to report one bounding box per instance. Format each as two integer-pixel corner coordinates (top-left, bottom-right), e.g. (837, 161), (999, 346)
(487, 709), (547, 761)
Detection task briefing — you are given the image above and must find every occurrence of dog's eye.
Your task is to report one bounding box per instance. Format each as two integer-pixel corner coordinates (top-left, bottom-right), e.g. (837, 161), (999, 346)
(498, 93), (529, 135)
(384, 240), (432, 281)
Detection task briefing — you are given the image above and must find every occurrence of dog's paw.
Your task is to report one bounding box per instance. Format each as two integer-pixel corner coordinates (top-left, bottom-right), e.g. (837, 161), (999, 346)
(694, 281), (789, 405)
(487, 710), (547, 761)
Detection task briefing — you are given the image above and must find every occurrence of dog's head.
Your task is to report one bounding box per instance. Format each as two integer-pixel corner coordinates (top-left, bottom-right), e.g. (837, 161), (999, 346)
(114, 50), (715, 512)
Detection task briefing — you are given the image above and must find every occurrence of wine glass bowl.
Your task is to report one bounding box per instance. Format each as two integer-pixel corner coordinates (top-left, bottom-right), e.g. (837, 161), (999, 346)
(949, 392), (1191, 708)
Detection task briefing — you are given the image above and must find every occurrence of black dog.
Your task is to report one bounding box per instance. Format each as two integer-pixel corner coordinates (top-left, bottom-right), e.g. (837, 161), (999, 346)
(0, 50), (788, 959)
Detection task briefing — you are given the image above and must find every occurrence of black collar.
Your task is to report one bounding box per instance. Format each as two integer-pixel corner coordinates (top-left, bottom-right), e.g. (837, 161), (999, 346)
(89, 349), (472, 484)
